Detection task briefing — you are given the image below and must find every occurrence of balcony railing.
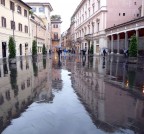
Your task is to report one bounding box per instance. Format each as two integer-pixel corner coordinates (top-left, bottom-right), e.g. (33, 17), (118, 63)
(84, 34), (93, 41)
(52, 38), (60, 41)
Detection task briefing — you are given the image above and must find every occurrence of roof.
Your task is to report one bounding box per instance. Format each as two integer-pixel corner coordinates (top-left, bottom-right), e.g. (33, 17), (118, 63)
(72, 0), (85, 18)
(26, 2), (53, 11)
(19, 0), (32, 9)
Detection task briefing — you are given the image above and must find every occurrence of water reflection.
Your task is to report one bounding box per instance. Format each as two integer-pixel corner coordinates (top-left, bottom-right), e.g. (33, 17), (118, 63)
(0, 55), (144, 134)
(0, 56), (52, 133)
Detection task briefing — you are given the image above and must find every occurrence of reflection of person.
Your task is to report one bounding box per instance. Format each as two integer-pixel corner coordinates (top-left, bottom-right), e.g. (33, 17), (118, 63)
(102, 57), (105, 69)
(82, 55), (86, 66)
(57, 48), (61, 58)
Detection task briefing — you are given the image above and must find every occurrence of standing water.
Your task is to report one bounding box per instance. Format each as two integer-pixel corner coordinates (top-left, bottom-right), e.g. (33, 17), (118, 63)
(1, 55), (144, 134)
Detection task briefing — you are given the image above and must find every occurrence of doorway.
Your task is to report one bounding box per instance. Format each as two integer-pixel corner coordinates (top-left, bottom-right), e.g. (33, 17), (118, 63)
(20, 44), (22, 56)
(2, 42), (6, 58)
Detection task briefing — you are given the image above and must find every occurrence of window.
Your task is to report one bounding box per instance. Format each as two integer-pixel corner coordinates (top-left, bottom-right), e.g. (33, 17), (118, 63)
(11, 21), (15, 30)
(123, 13), (125, 16)
(119, 13), (120, 16)
(1, 17), (6, 27)
(56, 24), (58, 28)
(18, 23), (22, 31)
(98, 0), (100, 9)
(54, 32), (58, 40)
(53, 24), (55, 28)
(25, 25), (28, 33)
(93, 4), (95, 13)
(17, 5), (21, 14)
(10, 1), (15, 11)
(39, 7), (45, 12)
(134, 2), (136, 5)
(97, 22), (100, 32)
(1, 0), (5, 6)
(24, 9), (27, 17)
(31, 7), (36, 12)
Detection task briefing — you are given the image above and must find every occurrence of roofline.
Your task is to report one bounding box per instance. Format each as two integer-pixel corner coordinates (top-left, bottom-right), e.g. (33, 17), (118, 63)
(72, 0), (85, 18)
(19, 0), (32, 9)
(106, 16), (144, 31)
(26, 2), (53, 11)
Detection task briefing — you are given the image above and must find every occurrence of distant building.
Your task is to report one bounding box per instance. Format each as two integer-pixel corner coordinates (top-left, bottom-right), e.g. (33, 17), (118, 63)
(25, 1), (53, 53)
(51, 15), (62, 52)
(0, 0), (31, 58)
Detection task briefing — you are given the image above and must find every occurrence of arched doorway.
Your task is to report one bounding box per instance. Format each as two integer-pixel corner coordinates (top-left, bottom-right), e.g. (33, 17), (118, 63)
(19, 44), (22, 56)
(2, 42), (7, 58)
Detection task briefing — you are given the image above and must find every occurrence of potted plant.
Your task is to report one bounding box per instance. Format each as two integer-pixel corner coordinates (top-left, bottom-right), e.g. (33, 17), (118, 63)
(8, 36), (16, 64)
(42, 44), (47, 58)
(128, 35), (138, 64)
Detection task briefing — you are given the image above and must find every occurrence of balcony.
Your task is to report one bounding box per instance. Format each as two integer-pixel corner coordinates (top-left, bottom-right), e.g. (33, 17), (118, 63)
(52, 38), (60, 41)
(76, 37), (83, 43)
(84, 34), (93, 41)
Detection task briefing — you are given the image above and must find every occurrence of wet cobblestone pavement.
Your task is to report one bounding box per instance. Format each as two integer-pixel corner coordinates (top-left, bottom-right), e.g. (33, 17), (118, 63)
(0, 54), (144, 134)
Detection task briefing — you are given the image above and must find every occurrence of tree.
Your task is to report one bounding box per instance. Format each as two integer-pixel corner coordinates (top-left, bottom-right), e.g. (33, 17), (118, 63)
(8, 36), (16, 58)
(90, 44), (94, 55)
(51, 15), (61, 20)
(42, 44), (46, 55)
(32, 40), (37, 56)
(129, 35), (138, 57)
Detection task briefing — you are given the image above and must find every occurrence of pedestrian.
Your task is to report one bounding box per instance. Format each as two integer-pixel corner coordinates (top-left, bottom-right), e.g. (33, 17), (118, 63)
(103, 49), (106, 56)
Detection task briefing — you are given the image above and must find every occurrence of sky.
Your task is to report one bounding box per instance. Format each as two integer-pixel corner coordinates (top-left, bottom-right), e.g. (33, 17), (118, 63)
(22, 0), (82, 33)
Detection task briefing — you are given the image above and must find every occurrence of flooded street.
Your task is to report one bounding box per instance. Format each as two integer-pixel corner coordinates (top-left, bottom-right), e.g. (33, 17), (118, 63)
(0, 55), (144, 134)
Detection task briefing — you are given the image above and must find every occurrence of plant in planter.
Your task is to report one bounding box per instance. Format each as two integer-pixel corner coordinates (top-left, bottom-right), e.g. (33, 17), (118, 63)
(8, 36), (16, 63)
(42, 44), (47, 55)
(128, 35), (138, 63)
(129, 35), (138, 57)
(32, 40), (37, 56)
(90, 44), (94, 55)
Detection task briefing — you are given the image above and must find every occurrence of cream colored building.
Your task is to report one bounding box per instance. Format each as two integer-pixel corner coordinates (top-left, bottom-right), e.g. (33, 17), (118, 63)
(0, 0), (31, 58)
(71, 0), (142, 55)
(30, 14), (46, 54)
(25, 2), (53, 53)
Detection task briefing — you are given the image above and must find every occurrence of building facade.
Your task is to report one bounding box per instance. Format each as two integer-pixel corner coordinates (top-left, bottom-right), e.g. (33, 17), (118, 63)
(51, 16), (62, 52)
(106, 0), (144, 55)
(0, 0), (31, 58)
(71, 0), (142, 55)
(25, 2), (53, 53)
(30, 14), (46, 54)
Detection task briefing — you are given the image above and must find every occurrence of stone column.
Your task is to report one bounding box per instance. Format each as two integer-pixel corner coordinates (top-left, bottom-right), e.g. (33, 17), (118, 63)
(111, 35), (114, 54)
(117, 34), (120, 54)
(125, 32), (128, 50)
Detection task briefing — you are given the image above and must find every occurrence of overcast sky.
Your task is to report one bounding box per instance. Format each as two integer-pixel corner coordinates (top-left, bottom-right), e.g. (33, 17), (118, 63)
(22, 0), (81, 33)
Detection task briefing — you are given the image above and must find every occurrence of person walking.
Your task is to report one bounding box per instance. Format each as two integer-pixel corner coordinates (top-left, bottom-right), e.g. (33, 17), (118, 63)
(103, 49), (106, 56)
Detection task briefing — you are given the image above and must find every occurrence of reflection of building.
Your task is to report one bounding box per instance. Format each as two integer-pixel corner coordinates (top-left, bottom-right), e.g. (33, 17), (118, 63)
(0, 0), (31, 58)
(51, 16), (62, 52)
(0, 57), (52, 133)
(25, 1), (53, 52)
(51, 58), (63, 91)
(70, 56), (144, 133)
